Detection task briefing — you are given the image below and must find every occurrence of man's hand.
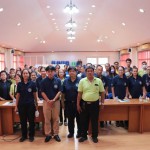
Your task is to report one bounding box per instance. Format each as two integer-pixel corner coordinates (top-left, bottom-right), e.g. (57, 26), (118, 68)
(77, 104), (82, 113)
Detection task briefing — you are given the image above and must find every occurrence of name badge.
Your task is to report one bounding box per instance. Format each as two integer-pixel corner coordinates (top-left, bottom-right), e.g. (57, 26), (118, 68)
(76, 83), (79, 87)
(54, 84), (58, 89)
(28, 88), (32, 92)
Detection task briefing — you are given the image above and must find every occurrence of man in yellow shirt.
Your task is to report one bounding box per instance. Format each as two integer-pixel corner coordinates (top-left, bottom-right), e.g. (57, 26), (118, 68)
(77, 66), (105, 143)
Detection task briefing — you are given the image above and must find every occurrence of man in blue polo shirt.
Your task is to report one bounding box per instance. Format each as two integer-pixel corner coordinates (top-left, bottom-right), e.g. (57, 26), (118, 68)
(41, 66), (62, 142)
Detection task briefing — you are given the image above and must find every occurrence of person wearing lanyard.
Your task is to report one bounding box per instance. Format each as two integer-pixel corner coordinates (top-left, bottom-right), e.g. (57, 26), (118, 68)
(58, 69), (67, 126)
(15, 69), (38, 142)
(95, 65), (108, 128)
(62, 67), (81, 138)
(0, 70), (12, 101)
(128, 67), (146, 99)
(9, 74), (21, 101)
(41, 66), (62, 142)
(111, 66), (128, 128)
(77, 66), (105, 143)
(143, 66), (150, 97)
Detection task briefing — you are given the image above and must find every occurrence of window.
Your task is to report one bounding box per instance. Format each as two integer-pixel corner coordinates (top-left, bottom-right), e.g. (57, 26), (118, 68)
(98, 58), (108, 69)
(138, 51), (150, 68)
(0, 53), (5, 71)
(13, 55), (17, 69)
(87, 57), (108, 70)
(120, 54), (130, 67)
(87, 58), (97, 65)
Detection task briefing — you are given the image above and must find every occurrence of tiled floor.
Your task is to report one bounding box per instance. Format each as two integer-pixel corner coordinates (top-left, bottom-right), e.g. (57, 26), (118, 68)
(0, 123), (150, 150)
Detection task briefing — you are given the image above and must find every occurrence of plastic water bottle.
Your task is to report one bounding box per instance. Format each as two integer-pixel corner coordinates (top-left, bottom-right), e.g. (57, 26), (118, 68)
(35, 110), (39, 117)
(139, 96), (143, 102)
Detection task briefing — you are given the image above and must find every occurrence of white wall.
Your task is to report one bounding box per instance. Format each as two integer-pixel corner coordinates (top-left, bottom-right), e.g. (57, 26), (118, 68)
(24, 51), (119, 66)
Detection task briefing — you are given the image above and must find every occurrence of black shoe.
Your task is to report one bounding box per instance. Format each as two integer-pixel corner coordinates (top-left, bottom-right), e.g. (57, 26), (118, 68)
(45, 136), (52, 142)
(92, 137), (98, 143)
(116, 121), (120, 127)
(19, 137), (27, 142)
(29, 137), (34, 142)
(79, 137), (87, 142)
(120, 121), (124, 127)
(54, 135), (61, 142)
(100, 121), (104, 128)
(67, 133), (74, 138)
(76, 133), (81, 138)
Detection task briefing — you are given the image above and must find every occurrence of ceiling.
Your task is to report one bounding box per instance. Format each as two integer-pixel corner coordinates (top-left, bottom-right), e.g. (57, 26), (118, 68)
(0, 0), (150, 52)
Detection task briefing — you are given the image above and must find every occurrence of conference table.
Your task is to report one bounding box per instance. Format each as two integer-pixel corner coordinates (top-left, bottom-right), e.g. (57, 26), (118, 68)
(0, 99), (150, 135)
(0, 101), (44, 135)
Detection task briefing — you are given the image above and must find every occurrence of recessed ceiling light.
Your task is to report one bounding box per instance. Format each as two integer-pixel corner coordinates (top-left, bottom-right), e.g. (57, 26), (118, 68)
(87, 18), (90, 21)
(89, 12), (92, 15)
(105, 36), (108, 39)
(53, 22), (56, 24)
(84, 26), (87, 28)
(46, 5), (50, 9)
(85, 22), (88, 25)
(84, 28), (87, 31)
(52, 18), (55, 21)
(97, 39), (100, 42)
(49, 13), (53, 15)
(112, 30), (115, 34)
(35, 37), (38, 40)
(17, 22), (21, 26)
(100, 40), (103, 42)
(139, 9), (144, 13)
(91, 5), (96, 8)
(0, 8), (4, 12)
(56, 29), (60, 31)
(43, 41), (46, 44)
(28, 31), (31, 34)
(122, 22), (126, 26)
(55, 26), (58, 28)
(70, 40), (73, 43)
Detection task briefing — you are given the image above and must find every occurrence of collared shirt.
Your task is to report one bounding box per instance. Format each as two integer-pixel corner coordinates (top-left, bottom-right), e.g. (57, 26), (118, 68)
(143, 74), (150, 92)
(40, 76), (62, 100)
(95, 74), (108, 89)
(78, 77), (104, 102)
(10, 83), (17, 97)
(62, 77), (80, 102)
(128, 76), (143, 98)
(107, 75), (116, 93)
(36, 75), (46, 98)
(111, 75), (128, 99)
(0, 80), (12, 100)
(138, 69), (147, 77)
(17, 81), (37, 105)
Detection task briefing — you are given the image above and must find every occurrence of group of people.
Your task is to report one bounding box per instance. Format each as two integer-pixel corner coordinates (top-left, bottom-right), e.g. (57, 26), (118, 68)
(0, 58), (150, 143)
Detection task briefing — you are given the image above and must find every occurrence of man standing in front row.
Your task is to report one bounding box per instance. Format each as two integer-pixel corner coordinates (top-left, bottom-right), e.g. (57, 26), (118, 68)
(77, 66), (105, 143)
(41, 66), (62, 142)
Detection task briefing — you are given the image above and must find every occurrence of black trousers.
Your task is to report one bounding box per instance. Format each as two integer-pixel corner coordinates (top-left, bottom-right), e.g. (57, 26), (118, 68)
(65, 101), (81, 135)
(80, 100), (99, 138)
(18, 103), (35, 138)
(59, 101), (67, 122)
